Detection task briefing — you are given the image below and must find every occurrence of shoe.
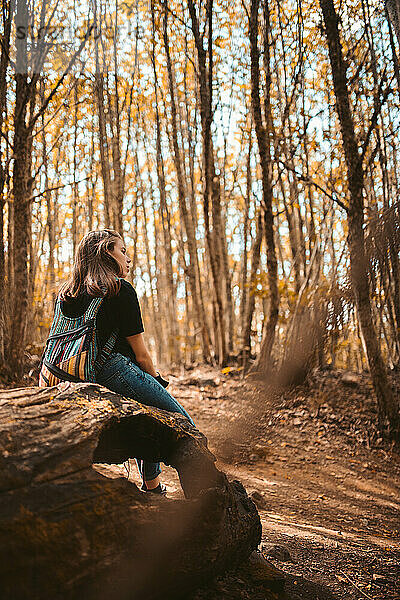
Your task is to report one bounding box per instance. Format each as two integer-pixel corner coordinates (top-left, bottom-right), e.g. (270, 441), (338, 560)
(141, 482), (167, 496)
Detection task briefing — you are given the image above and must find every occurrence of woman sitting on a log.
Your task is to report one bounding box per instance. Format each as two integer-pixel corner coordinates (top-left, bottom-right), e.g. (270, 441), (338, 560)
(39, 228), (194, 495)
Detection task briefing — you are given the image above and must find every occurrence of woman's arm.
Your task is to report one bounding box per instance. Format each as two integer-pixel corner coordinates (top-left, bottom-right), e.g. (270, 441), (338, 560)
(126, 333), (158, 377)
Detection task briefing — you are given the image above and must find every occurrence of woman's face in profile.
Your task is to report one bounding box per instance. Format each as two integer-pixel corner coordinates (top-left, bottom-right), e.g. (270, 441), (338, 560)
(108, 238), (131, 278)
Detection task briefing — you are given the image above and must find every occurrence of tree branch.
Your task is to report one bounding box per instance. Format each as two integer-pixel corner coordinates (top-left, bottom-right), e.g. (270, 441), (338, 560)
(360, 74), (393, 165)
(277, 158), (348, 212)
(28, 23), (94, 132)
(29, 177), (91, 203)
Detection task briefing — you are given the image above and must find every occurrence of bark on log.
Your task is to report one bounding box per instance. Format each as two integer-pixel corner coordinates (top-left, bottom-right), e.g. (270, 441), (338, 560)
(0, 383), (261, 600)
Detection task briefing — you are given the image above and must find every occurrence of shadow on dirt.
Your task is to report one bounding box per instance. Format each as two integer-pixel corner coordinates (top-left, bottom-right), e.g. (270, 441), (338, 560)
(284, 573), (337, 600)
(191, 568), (337, 600)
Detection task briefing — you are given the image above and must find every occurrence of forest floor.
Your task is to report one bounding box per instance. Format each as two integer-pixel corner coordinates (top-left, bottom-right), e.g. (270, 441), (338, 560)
(145, 365), (400, 600)
(5, 364), (400, 599)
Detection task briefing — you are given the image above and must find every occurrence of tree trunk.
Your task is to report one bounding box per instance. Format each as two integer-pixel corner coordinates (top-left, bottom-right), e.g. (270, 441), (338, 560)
(88, 124), (97, 231)
(9, 0), (32, 376)
(135, 149), (164, 366)
(94, 54), (112, 228)
(72, 78), (79, 256)
(248, 0), (279, 374)
(279, 178), (301, 294)
(320, 0), (400, 438)
(385, 1), (400, 93)
(217, 160), (234, 358)
(150, 1), (180, 366)
(163, 0), (212, 363)
(240, 131), (252, 342)
(0, 383), (261, 600)
(40, 82), (56, 306)
(242, 210), (263, 371)
(181, 50), (213, 362)
(0, 0), (12, 364)
(386, 0), (400, 45)
(187, 0), (227, 366)
(0, 172), (4, 363)
(110, 12), (124, 234)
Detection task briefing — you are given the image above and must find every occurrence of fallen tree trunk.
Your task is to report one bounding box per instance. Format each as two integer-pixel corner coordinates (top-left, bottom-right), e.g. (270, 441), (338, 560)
(0, 383), (261, 599)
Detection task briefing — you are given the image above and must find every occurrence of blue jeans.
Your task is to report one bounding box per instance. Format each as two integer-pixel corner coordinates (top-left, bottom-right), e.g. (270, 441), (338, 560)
(95, 352), (194, 482)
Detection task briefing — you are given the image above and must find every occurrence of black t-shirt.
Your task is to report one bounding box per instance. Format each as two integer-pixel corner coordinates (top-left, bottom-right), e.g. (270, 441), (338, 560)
(60, 279), (144, 365)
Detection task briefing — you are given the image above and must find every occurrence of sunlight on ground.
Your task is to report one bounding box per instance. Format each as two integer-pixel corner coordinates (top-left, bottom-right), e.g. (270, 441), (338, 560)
(93, 460), (185, 499)
(260, 512), (400, 551)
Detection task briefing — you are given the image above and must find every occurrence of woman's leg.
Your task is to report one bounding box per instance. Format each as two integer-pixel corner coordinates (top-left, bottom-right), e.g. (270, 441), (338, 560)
(96, 354), (162, 483)
(96, 353), (194, 484)
(136, 459), (161, 489)
(97, 353), (194, 423)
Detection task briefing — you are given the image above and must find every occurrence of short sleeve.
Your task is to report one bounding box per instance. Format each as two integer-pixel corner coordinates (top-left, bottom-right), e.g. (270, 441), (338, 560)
(109, 280), (144, 337)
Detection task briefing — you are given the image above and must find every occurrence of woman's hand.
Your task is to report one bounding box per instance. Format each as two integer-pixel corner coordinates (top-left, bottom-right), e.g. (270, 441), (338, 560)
(155, 373), (169, 388)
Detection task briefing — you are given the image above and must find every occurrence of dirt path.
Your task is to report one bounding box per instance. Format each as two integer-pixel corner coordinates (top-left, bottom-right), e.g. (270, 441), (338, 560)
(164, 367), (400, 600)
(93, 365), (400, 599)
